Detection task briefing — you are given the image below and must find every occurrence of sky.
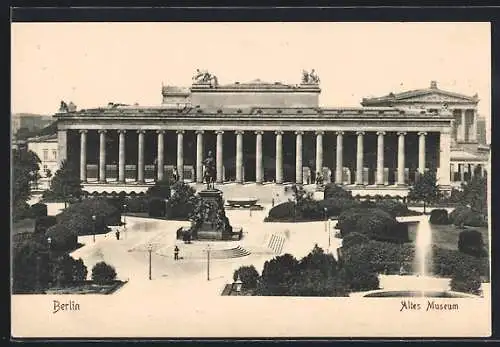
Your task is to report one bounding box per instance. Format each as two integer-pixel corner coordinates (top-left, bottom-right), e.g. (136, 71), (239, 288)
(12, 22), (490, 124)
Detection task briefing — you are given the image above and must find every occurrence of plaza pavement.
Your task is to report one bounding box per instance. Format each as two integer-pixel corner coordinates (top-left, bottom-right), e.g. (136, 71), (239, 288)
(70, 204), (342, 298)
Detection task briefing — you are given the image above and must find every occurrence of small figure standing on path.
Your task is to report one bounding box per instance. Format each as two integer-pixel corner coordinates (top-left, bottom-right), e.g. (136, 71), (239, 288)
(115, 230), (120, 240)
(174, 245), (179, 260)
(173, 167), (179, 182)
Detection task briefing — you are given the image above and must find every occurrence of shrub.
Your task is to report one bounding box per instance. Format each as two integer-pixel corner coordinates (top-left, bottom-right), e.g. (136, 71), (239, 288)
(339, 261), (380, 292)
(45, 224), (78, 251)
(429, 209), (450, 225)
(450, 261), (482, 295)
(432, 246), (489, 278)
(336, 208), (408, 243)
(233, 265), (260, 290)
(30, 203), (48, 218)
(267, 201), (297, 221)
(342, 240), (415, 275)
(91, 261), (117, 284)
(374, 199), (420, 217)
(449, 206), (487, 227)
(324, 184), (353, 200)
(50, 254), (88, 286)
(342, 232), (370, 249)
(299, 244), (338, 277)
(148, 198), (166, 217)
(34, 216), (57, 234)
(287, 269), (348, 297)
(458, 229), (486, 257)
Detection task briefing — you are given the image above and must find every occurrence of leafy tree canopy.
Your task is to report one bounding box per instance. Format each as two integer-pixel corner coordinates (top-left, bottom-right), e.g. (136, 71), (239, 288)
(12, 148), (41, 220)
(408, 170), (440, 212)
(44, 159), (82, 200)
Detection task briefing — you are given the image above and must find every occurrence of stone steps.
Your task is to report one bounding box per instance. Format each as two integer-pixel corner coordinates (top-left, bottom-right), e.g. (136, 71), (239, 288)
(267, 233), (286, 254)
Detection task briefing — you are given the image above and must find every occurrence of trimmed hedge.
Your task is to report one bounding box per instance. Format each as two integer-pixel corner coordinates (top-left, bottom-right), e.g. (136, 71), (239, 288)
(324, 184), (353, 200)
(341, 232), (370, 249)
(431, 246), (489, 279)
(125, 197), (149, 213)
(148, 198), (166, 217)
(266, 201), (297, 222)
(429, 209), (450, 225)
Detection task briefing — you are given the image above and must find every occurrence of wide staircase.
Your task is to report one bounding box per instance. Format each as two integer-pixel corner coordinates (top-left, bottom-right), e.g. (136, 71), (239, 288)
(265, 233), (287, 255)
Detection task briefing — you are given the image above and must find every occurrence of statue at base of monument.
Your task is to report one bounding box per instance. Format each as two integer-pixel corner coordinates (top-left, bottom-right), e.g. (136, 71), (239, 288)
(203, 150), (216, 190)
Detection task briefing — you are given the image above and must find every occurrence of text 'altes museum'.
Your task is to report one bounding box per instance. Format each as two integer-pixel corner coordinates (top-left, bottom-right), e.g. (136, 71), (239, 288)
(53, 70), (489, 196)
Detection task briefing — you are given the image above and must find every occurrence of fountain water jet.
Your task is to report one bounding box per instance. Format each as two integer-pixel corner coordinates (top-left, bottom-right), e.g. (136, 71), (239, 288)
(415, 216), (432, 279)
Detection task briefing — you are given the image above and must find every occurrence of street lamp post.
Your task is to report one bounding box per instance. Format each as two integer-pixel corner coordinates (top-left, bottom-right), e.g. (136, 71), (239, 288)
(92, 215), (96, 243)
(148, 244), (153, 280)
(234, 275), (243, 295)
(206, 244), (211, 281)
(123, 204), (127, 239)
(328, 218), (331, 248)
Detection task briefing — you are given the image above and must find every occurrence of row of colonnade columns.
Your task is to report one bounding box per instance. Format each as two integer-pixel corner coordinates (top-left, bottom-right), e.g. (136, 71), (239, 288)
(77, 129), (450, 186)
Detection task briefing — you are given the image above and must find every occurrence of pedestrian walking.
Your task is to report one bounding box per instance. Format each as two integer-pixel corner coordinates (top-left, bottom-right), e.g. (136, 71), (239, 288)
(174, 245), (179, 260)
(115, 230), (120, 240)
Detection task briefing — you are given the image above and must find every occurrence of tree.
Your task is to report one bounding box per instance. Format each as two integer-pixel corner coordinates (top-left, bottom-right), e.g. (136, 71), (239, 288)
(461, 175), (487, 217)
(258, 253), (299, 295)
(233, 265), (260, 290)
(12, 148), (41, 220)
(44, 159), (82, 202)
(146, 178), (172, 199)
(51, 254), (88, 286)
(408, 170), (440, 214)
(167, 181), (198, 219)
(458, 229), (486, 257)
(298, 244), (338, 277)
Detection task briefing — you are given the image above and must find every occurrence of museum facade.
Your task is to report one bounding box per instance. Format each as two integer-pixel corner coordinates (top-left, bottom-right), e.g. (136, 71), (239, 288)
(53, 71), (489, 194)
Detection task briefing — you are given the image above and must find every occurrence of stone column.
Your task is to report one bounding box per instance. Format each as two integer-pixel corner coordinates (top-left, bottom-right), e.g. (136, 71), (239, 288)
(195, 130), (204, 183)
(295, 131), (304, 184)
(79, 130), (87, 182)
(255, 131), (264, 184)
(275, 131), (284, 184)
(57, 129), (67, 167)
(470, 110), (478, 142)
(376, 131), (385, 185)
(235, 130), (244, 183)
(397, 132), (406, 185)
(418, 131), (427, 174)
(460, 164), (465, 182)
(356, 131), (364, 185)
(176, 130), (184, 181)
(216, 130), (224, 183)
(459, 109), (466, 142)
(98, 130), (107, 183)
(438, 130), (451, 187)
(315, 131), (324, 176)
(156, 130), (165, 181)
(118, 130), (126, 183)
(335, 131), (344, 184)
(137, 130), (145, 183)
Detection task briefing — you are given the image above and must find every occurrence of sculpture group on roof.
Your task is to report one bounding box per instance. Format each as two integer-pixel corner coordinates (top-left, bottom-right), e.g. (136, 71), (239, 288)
(59, 100), (77, 113)
(301, 69), (320, 84)
(193, 69), (219, 86)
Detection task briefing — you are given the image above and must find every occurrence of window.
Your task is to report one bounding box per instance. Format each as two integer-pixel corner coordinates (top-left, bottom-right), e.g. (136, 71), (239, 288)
(43, 149), (48, 160)
(43, 165), (48, 171)
(52, 150), (57, 160)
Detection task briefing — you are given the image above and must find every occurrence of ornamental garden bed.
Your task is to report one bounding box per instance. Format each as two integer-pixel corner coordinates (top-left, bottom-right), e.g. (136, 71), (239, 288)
(43, 280), (127, 295)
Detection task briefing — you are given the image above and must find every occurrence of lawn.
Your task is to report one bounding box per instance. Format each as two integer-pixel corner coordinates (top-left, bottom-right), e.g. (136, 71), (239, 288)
(408, 224), (489, 251)
(44, 280), (127, 295)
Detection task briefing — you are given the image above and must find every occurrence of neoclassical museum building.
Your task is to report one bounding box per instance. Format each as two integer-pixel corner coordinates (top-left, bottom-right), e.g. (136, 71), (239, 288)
(54, 70), (489, 195)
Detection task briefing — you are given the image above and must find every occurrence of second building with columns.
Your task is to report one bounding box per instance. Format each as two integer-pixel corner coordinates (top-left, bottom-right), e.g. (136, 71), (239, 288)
(54, 74), (477, 192)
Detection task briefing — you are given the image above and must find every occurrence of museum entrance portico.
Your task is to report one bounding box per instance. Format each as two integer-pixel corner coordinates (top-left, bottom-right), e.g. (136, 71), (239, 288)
(57, 109), (453, 191)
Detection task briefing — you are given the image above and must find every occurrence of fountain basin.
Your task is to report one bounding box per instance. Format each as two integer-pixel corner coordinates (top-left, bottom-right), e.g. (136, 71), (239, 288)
(362, 290), (479, 298)
(226, 198), (258, 208)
